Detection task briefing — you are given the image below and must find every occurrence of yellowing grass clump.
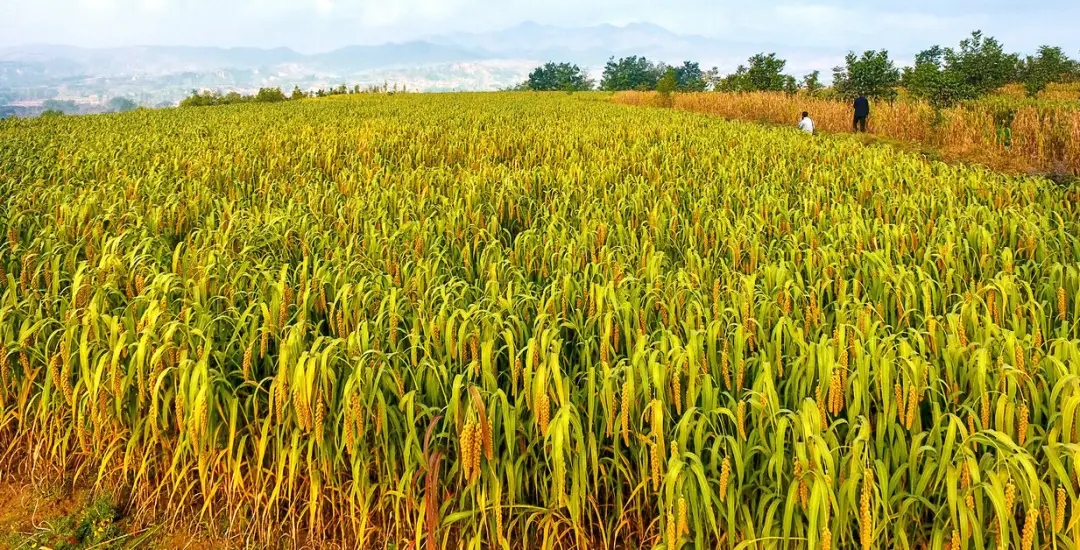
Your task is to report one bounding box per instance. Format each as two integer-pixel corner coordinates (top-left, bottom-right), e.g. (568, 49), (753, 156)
(999, 82), (1080, 102)
(615, 90), (1080, 176)
(0, 92), (1078, 548)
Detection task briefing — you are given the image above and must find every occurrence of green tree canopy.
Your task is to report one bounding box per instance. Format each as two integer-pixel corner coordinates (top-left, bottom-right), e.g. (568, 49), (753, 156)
(674, 61), (706, 92)
(1018, 55), (1051, 98)
(656, 67), (678, 107)
(600, 56), (664, 91)
(903, 32), (1019, 107)
(832, 50), (901, 100)
(254, 88), (288, 103)
(744, 53), (789, 92)
(42, 99), (78, 115)
(1029, 46), (1080, 82)
(801, 70), (822, 96)
(180, 87), (288, 108)
(902, 46), (973, 108)
(527, 62), (594, 92)
(715, 53), (790, 92)
(943, 31), (1018, 97)
(703, 67), (721, 91)
(107, 97), (137, 113)
(783, 75), (798, 96)
(1017, 46), (1080, 96)
(715, 66), (751, 92)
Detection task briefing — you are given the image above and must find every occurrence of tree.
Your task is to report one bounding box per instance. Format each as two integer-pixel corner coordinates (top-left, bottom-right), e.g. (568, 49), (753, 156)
(743, 53), (788, 92)
(1017, 46), (1080, 96)
(254, 87), (288, 103)
(1030, 46), (1080, 82)
(714, 54), (791, 92)
(656, 67), (678, 107)
(903, 32), (1019, 107)
(703, 66), (722, 91)
(107, 97), (137, 113)
(1018, 56), (1051, 98)
(527, 62), (593, 92)
(181, 87), (287, 107)
(832, 50), (901, 100)
(179, 90), (221, 107)
(783, 75), (798, 96)
(674, 61), (706, 92)
(902, 46), (973, 108)
(801, 71), (822, 96)
(291, 86), (307, 100)
(715, 66), (751, 92)
(42, 99), (78, 114)
(902, 40), (993, 108)
(600, 56), (664, 91)
(943, 31), (1018, 96)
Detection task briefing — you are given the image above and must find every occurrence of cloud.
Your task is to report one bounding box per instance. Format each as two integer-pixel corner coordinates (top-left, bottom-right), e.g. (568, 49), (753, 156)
(773, 3), (848, 26)
(1, 0), (1078, 55)
(769, 4), (957, 43)
(347, 0), (470, 26)
(139, 0), (169, 13)
(77, 0), (120, 13)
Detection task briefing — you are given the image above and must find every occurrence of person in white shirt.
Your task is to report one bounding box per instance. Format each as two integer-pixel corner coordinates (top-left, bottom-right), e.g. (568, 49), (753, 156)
(798, 112), (815, 134)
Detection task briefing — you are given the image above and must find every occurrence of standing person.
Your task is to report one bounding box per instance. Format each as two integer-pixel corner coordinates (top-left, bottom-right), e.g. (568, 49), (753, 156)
(798, 111), (815, 134)
(853, 94), (870, 133)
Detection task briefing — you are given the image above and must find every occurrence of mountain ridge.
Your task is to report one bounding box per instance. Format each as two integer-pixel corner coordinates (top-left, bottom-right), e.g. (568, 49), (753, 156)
(0, 22), (846, 112)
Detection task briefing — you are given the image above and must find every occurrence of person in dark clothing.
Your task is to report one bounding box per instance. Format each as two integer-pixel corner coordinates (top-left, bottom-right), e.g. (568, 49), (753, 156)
(853, 95), (870, 133)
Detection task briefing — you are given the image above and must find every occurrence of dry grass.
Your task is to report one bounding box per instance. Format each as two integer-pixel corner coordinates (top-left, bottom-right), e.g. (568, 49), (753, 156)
(614, 90), (1080, 177)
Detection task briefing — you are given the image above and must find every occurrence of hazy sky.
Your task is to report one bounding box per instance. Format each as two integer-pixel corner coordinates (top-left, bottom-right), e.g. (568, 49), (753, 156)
(3, 0), (1078, 56)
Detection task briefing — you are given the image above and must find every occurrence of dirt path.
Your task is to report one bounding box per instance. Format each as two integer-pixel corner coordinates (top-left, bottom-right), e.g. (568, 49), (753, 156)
(0, 476), (213, 550)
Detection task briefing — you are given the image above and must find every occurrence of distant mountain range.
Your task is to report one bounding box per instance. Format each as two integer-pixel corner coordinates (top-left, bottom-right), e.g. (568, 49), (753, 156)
(0, 21), (845, 114)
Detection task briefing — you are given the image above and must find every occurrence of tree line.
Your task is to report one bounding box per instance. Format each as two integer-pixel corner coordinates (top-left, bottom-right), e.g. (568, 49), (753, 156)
(37, 97), (140, 117)
(520, 31), (1080, 107)
(179, 83), (406, 108)
(519, 58), (709, 93)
